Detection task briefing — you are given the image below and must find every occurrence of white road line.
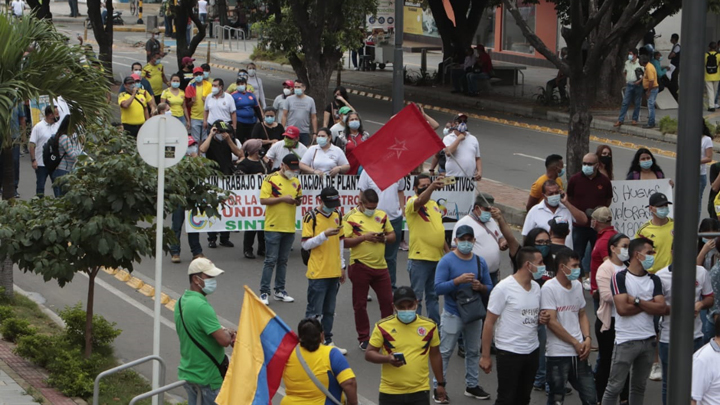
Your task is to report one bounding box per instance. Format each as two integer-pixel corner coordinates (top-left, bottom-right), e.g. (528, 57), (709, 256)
(365, 119), (385, 126)
(513, 153), (545, 162)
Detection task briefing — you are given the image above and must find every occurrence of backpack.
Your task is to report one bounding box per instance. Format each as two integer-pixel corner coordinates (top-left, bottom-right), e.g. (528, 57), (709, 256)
(301, 209), (342, 266)
(707, 52), (718, 75)
(43, 134), (65, 174)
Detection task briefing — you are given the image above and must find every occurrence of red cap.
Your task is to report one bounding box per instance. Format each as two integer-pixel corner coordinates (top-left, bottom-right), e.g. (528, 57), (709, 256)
(188, 136), (197, 146)
(193, 67), (204, 74)
(283, 126), (300, 139)
(283, 80), (294, 88)
(130, 73), (141, 81)
(182, 56), (196, 65)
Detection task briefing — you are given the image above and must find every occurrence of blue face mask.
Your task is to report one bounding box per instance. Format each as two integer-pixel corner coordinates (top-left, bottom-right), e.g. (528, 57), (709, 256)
(479, 210), (492, 223)
(397, 310), (417, 324)
(237, 85), (246, 92)
(546, 194), (561, 207)
(640, 159), (653, 170)
(316, 136), (328, 147)
(640, 254), (655, 271)
(655, 206), (669, 219)
(565, 266), (581, 281)
(321, 205), (334, 215)
(363, 209), (375, 217)
(203, 72), (210, 79)
(201, 278), (217, 295)
(194, 76), (203, 83)
(457, 241), (474, 254)
(264, 116), (275, 125)
(537, 245), (550, 257)
(135, 82), (142, 89)
(348, 120), (361, 130)
(294, 88), (303, 96)
(582, 165), (595, 176)
(171, 82), (180, 88)
(703, 237), (712, 243)
(558, 168), (565, 177)
(531, 264), (546, 280)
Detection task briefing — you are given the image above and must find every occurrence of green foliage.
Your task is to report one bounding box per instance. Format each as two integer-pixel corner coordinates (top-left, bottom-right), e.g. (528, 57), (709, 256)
(0, 305), (12, 323)
(249, 47), (290, 65)
(46, 348), (109, 398)
(658, 116), (678, 134)
(15, 334), (58, 368)
(60, 303), (121, 356)
(0, 318), (35, 342)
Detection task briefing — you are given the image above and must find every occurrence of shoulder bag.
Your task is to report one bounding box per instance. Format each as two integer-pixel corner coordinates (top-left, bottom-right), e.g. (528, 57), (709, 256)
(452, 256), (487, 324)
(295, 345), (343, 405)
(178, 297), (229, 379)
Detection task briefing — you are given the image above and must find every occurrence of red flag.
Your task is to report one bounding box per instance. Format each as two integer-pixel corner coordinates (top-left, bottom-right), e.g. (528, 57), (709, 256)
(442, 0), (456, 26)
(349, 104), (445, 190)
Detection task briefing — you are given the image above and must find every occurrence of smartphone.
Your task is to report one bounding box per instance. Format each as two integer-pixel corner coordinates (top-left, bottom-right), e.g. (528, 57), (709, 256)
(375, 232), (384, 237)
(393, 352), (406, 364)
(442, 176), (456, 185)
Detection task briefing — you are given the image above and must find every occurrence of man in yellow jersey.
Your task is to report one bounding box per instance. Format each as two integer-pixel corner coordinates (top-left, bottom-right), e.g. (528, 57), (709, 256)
(527, 154), (565, 211)
(186, 66), (213, 143)
(259, 154), (302, 305)
(635, 192), (673, 273)
(118, 75), (151, 138)
(406, 173), (448, 325)
(143, 51), (170, 106)
(365, 286), (447, 404)
(344, 189), (396, 350)
(301, 186), (348, 355)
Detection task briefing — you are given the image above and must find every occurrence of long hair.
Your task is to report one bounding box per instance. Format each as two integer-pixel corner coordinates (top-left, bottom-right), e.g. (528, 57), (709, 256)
(698, 218), (720, 255)
(596, 144), (614, 180)
(346, 111), (365, 135)
(627, 148), (664, 177)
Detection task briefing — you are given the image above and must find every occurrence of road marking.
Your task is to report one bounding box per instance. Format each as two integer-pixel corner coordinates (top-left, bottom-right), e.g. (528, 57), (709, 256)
(365, 119), (385, 126)
(513, 153), (545, 162)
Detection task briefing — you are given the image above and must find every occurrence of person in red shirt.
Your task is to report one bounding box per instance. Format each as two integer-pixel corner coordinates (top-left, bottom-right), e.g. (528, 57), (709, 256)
(467, 45), (494, 96)
(589, 206), (617, 312)
(343, 111), (370, 175)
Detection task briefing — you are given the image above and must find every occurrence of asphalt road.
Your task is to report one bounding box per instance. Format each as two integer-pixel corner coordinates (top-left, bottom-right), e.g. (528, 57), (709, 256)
(11, 26), (692, 404)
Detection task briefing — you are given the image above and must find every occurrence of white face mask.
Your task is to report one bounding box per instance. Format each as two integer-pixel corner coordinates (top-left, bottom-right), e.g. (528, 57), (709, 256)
(186, 145), (198, 156)
(284, 170), (298, 179)
(443, 127), (450, 136)
(617, 247), (630, 262)
(283, 88), (292, 96)
(133, 70), (142, 76)
(164, 110), (172, 116)
(211, 87), (220, 95)
(248, 69), (256, 76)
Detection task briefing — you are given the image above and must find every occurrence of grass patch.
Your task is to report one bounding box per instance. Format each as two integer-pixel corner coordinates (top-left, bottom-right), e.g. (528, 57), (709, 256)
(11, 294), (62, 336)
(250, 46), (290, 65)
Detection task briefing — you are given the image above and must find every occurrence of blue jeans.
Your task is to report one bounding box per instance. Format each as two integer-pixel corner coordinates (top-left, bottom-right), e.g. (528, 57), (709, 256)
(618, 83), (642, 123)
(659, 338), (703, 405)
(385, 217), (403, 290)
(647, 87), (659, 126)
(466, 72), (490, 94)
(170, 206), (202, 257)
(407, 259), (440, 325)
(190, 119), (205, 144)
(700, 174), (708, 218)
(51, 169), (68, 197)
(305, 278), (340, 341)
(260, 231), (295, 294)
(164, 16), (172, 37)
(572, 226), (597, 276)
(184, 383), (219, 405)
(546, 356), (597, 405)
(534, 324), (547, 388)
(701, 309), (714, 344)
(174, 115), (187, 126)
(199, 13), (207, 24)
(35, 166), (50, 197)
(433, 311), (483, 389)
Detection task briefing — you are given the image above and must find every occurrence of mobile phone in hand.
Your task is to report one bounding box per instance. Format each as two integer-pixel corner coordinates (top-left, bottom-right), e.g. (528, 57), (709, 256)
(442, 176), (456, 185)
(393, 352), (406, 364)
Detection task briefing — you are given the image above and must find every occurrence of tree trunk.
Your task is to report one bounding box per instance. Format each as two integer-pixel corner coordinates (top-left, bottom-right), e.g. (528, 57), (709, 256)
(566, 77), (593, 176)
(26, 0), (51, 19)
(0, 257), (12, 300)
(595, 29), (646, 106)
(428, 0), (488, 70)
(301, 53), (338, 118)
(88, 0), (114, 77)
(175, 2), (206, 67)
(84, 266), (99, 358)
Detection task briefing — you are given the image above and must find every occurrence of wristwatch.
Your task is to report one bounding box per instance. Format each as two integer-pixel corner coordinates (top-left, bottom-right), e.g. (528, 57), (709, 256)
(437, 381), (446, 387)
(634, 297), (641, 307)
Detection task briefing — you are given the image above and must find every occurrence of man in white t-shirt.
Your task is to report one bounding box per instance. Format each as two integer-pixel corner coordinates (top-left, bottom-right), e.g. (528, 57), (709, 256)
(265, 126), (307, 170)
(692, 311), (720, 405)
(480, 246), (543, 404)
(522, 180), (587, 250)
(602, 237), (666, 404)
(656, 262), (714, 405)
(358, 170), (406, 290)
(541, 248), (597, 404)
(197, 0), (208, 24)
(11, 0), (26, 17)
(442, 113), (481, 180)
(28, 106), (58, 197)
(203, 78), (236, 134)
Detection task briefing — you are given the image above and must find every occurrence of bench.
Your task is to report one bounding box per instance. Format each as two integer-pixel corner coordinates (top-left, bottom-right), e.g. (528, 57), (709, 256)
(492, 64), (527, 97)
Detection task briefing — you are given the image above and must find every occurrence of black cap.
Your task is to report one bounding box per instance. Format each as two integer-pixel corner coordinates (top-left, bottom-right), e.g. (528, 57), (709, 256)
(282, 154), (300, 170)
(456, 224), (474, 238)
(320, 186), (341, 208)
(648, 192), (672, 207)
(474, 192), (494, 208)
(236, 76), (247, 84)
(393, 286), (417, 305)
(548, 216), (570, 235)
(213, 120), (231, 133)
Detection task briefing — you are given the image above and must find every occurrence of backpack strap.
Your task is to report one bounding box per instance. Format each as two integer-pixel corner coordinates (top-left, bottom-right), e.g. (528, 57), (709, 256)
(294, 345), (343, 405)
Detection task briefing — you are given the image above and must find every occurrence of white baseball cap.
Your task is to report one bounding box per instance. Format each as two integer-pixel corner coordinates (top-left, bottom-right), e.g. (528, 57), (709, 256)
(188, 258), (224, 277)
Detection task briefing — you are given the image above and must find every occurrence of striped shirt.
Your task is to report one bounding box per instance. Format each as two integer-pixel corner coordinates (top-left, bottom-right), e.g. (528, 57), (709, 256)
(58, 134), (81, 172)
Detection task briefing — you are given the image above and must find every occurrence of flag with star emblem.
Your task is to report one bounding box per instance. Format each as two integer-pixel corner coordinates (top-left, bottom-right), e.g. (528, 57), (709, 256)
(348, 104), (445, 190)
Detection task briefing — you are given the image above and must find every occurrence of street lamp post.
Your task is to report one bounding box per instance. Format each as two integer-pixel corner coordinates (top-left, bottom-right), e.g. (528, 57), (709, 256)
(392, 0), (404, 114)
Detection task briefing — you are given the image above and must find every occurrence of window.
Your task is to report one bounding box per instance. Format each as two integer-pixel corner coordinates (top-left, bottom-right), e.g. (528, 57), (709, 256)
(502, 3), (536, 54)
(477, 7), (496, 49)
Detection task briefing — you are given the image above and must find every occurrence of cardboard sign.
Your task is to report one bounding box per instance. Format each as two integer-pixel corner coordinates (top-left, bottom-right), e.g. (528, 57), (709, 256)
(609, 179), (673, 237)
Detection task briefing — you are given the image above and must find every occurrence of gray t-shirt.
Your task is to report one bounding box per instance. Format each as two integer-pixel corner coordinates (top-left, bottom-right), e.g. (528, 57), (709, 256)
(284, 94), (316, 133)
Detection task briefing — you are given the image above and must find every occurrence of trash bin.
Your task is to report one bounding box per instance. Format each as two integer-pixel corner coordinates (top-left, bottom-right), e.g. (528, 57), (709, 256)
(146, 15), (158, 31)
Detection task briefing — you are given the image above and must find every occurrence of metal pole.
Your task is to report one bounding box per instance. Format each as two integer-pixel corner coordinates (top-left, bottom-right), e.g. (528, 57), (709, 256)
(151, 118), (167, 405)
(667, 0), (706, 404)
(137, 0), (143, 24)
(391, 0), (404, 114)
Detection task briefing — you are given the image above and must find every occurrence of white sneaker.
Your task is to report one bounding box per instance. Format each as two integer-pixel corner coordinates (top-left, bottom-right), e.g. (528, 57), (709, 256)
(367, 295), (373, 302)
(326, 342), (348, 355)
(582, 278), (591, 291)
(260, 293), (269, 305)
(400, 240), (409, 251)
(273, 290), (295, 302)
(649, 362), (662, 381)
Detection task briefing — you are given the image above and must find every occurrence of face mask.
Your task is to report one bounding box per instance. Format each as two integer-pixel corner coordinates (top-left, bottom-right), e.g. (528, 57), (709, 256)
(443, 127), (450, 136)
(457, 241), (474, 254)
(703, 238), (712, 244)
(284, 138), (296, 148)
(294, 88), (303, 96)
(316, 136), (328, 147)
(284, 170), (298, 179)
(348, 120), (360, 130)
(479, 210), (492, 223)
(658, 57), (663, 61)
(599, 155), (612, 167)
(397, 310), (417, 324)
(640, 254), (655, 271)
(187, 64), (195, 70)
(362, 208), (375, 217)
(237, 85), (246, 92)
(565, 266), (581, 281)
(537, 245), (550, 258)
(135, 82), (142, 89)
(547, 194), (561, 207)
(655, 206), (670, 219)
(194, 76), (203, 83)
(201, 278), (217, 295)
(582, 165), (595, 176)
(457, 122), (468, 133)
(558, 168), (565, 177)
(133, 70), (142, 76)
(283, 88), (292, 96)
(618, 247), (630, 262)
(203, 72), (210, 79)
(628, 54), (634, 61)
(322, 205), (334, 215)
(214, 133), (224, 141)
(264, 116), (275, 125)
(164, 110), (172, 116)
(248, 69), (256, 76)
(171, 82), (180, 88)
(531, 264), (546, 280)
(186, 145), (198, 156)
(416, 186), (428, 195)
(640, 159), (653, 170)
(211, 87), (220, 95)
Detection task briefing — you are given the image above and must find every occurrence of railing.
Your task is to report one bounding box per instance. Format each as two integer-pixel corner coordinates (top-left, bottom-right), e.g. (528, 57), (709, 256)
(213, 25), (246, 51)
(129, 380), (200, 405)
(92, 355), (166, 405)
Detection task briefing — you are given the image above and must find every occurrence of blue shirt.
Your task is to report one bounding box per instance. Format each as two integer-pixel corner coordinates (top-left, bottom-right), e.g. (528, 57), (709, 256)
(435, 252), (493, 316)
(651, 59), (667, 79)
(231, 91), (258, 125)
(10, 104), (25, 140)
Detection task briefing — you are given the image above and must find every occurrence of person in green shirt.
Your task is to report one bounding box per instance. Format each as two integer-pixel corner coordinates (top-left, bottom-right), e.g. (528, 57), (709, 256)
(175, 258), (235, 405)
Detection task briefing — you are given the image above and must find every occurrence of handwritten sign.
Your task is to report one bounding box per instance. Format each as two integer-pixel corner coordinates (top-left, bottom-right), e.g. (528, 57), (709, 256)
(609, 179), (673, 237)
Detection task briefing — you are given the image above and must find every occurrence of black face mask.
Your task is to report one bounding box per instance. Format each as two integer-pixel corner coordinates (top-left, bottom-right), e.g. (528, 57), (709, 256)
(187, 64), (195, 70)
(416, 186), (428, 195)
(599, 155), (612, 167)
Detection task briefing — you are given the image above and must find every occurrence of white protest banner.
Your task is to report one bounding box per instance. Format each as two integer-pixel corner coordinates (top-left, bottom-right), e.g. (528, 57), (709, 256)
(609, 179), (673, 237)
(186, 175), (475, 233)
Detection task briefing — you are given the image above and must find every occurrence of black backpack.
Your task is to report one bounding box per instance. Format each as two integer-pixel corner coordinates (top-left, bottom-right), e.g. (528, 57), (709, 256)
(42, 134), (65, 174)
(707, 52), (718, 75)
(300, 209), (342, 265)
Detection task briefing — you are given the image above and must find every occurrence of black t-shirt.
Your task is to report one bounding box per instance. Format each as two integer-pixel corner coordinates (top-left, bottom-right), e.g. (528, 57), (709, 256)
(235, 158), (268, 175)
(250, 123), (285, 142)
(206, 137), (235, 175)
(324, 100), (348, 119)
(176, 69), (194, 91)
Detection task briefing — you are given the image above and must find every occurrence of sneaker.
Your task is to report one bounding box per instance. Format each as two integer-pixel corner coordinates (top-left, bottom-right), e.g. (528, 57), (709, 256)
(649, 362), (662, 381)
(465, 386), (491, 400)
(171, 254), (181, 263)
(544, 386), (573, 396)
(273, 290), (295, 302)
(326, 342), (348, 355)
(457, 346), (466, 358)
(565, 387), (573, 396)
(367, 294), (373, 302)
(433, 389), (450, 404)
(208, 240), (217, 248)
(260, 293), (269, 305)
(582, 278), (591, 291)
(533, 385), (545, 392)
(244, 251), (256, 259)
(219, 240), (235, 248)
(400, 240), (409, 251)
(359, 341), (369, 351)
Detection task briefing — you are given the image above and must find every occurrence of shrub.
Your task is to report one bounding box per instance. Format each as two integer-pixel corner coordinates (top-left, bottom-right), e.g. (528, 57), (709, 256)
(59, 303), (121, 355)
(658, 116), (678, 135)
(46, 348), (103, 398)
(0, 305), (13, 323)
(14, 334), (59, 368)
(0, 318), (35, 342)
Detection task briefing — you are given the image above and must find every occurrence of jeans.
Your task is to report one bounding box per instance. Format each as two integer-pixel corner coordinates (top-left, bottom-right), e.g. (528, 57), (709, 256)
(495, 348), (539, 405)
(0, 145), (20, 192)
(534, 324), (547, 388)
(184, 383), (219, 405)
(595, 318), (629, 401)
(601, 337), (656, 405)
(199, 13), (207, 24)
(35, 166), (50, 197)
(68, 0), (79, 16)
(700, 174), (708, 218)
(349, 261), (393, 342)
(572, 226), (597, 276)
(305, 278), (340, 341)
(618, 83), (642, 123)
(433, 311), (483, 389)
(646, 87), (659, 126)
(299, 132), (311, 147)
(466, 72), (490, 94)
(385, 217), (403, 290)
(378, 391), (429, 405)
(658, 338), (703, 405)
(244, 230), (265, 254)
(701, 308), (714, 344)
(51, 169), (68, 197)
(260, 231), (295, 294)
(546, 356), (597, 405)
(190, 119), (205, 144)
(164, 16), (173, 38)
(170, 206), (202, 257)
(407, 259), (440, 325)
